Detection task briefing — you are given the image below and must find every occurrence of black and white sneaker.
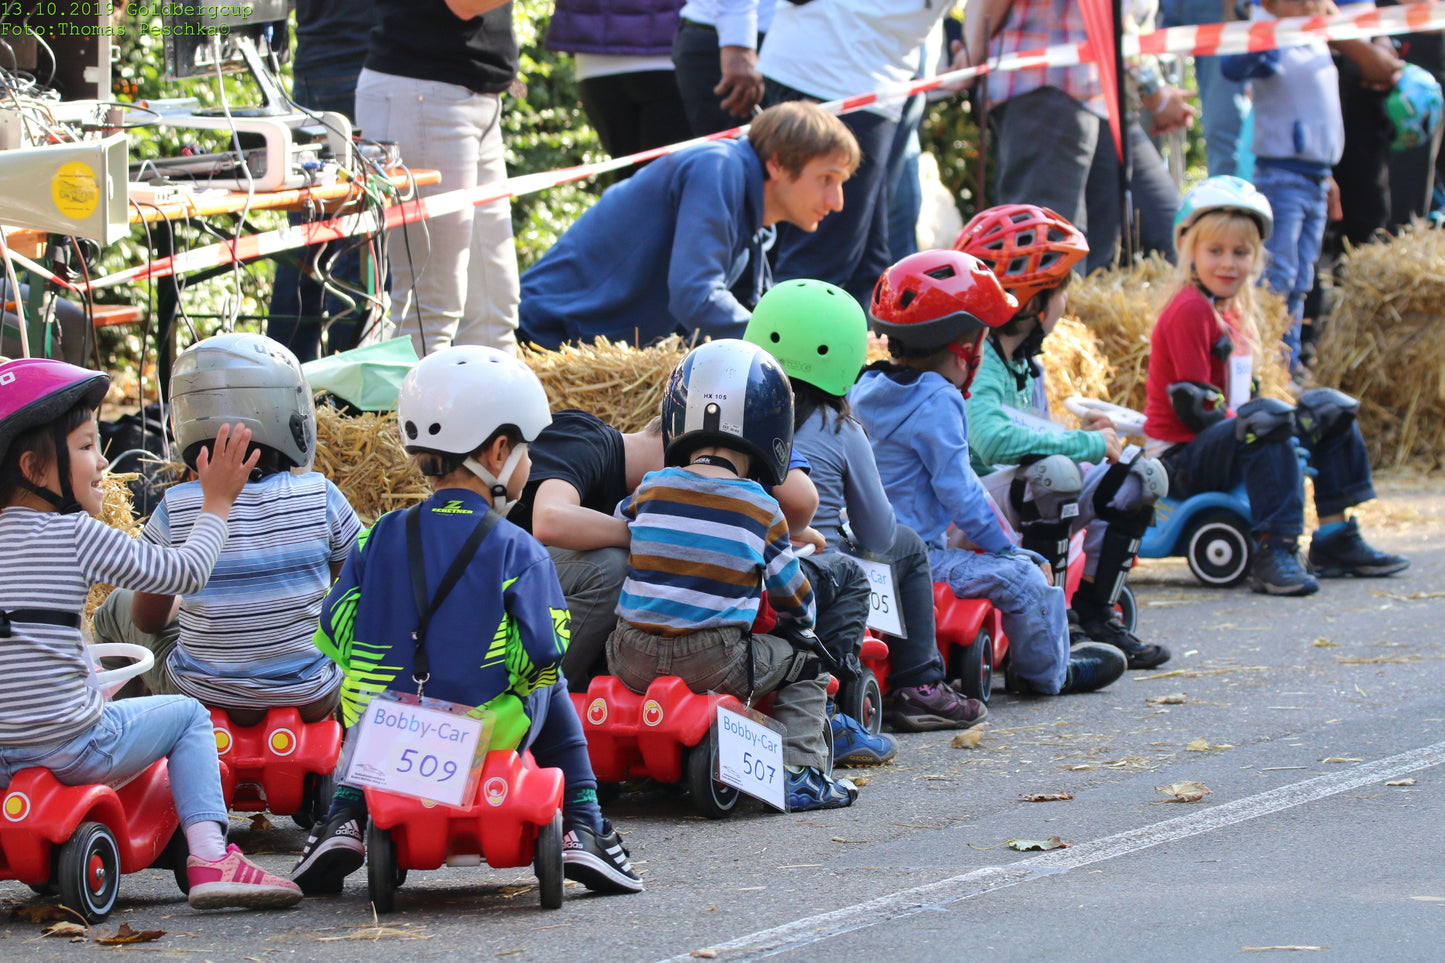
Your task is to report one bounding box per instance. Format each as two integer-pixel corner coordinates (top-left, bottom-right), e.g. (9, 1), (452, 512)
(291, 812), (365, 895)
(561, 820), (643, 894)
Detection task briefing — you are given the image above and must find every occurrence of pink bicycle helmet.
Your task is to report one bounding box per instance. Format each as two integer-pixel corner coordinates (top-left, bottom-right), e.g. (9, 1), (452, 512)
(0, 358), (110, 512)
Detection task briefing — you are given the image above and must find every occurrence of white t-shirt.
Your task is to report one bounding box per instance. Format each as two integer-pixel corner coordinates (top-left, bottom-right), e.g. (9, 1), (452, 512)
(757, 0), (954, 121)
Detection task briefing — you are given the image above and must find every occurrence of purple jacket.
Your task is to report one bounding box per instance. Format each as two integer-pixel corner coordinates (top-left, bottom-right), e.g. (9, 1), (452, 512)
(544, 0), (685, 57)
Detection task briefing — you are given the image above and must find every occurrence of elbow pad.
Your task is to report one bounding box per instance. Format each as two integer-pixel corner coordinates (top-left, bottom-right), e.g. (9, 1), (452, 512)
(1167, 381), (1227, 434)
(1293, 387), (1358, 448)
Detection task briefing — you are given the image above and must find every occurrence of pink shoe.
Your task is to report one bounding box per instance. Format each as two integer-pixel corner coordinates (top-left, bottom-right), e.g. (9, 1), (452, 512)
(187, 844), (303, 910)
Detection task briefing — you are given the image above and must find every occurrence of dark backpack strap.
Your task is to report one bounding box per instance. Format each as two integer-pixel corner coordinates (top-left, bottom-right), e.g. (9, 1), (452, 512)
(404, 502), (501, 687)
(0, 608), (82, 639)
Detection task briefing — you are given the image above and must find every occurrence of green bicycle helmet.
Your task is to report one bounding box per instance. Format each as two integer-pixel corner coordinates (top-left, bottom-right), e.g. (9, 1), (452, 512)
(744, 279), (868, 398)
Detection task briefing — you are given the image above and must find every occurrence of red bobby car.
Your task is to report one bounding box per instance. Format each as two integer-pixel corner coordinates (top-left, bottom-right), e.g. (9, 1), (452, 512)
(211, 707), (343, 828)
(571, 676), (750, 820)
(0, 760), (189, 922)
(362, 749), (565, 913)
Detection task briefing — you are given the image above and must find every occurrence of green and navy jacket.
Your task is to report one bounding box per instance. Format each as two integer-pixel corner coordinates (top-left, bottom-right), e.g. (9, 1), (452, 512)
(314, 488), (569, 751)
(965, 340), (1107, 477)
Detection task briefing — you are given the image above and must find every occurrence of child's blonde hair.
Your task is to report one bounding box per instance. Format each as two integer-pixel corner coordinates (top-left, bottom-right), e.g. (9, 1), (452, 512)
(1164, 209), (1266, 366)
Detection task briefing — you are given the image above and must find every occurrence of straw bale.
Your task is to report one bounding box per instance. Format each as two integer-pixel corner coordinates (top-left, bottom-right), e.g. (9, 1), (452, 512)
(1316, 222), (1445, 471)
(313, 404), (428, 526)
(520, 335), (686, 433)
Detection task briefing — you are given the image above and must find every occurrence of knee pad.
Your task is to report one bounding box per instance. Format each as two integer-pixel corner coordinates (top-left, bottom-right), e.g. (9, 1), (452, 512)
(1017, 454), (1084, 522)
(1168, 381), (1227, 434)
(1234, 397), (1296, 446)
(1293, 387), (1358, 448)
(1090, 448), (1166, 523)
(1130, 455), (1170, 506)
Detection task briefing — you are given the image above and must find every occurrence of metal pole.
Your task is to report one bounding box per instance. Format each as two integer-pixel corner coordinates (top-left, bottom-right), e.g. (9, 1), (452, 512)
(1112, 0), (1134, 265)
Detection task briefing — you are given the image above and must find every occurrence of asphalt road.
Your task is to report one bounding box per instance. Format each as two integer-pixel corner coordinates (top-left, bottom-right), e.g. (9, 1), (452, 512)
(3, 478), (1442, 962)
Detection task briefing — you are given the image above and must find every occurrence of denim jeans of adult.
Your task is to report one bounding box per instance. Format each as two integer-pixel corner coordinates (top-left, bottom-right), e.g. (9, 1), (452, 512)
(1085, 118), (1182, 271)
(355, 69), (520, 356)
(267, 63), (365, 362)
(927, 547), (1069, 695)
(0, 696), (228, 831)
(858, 524), (946, 690)
(579, 71), (693, 161)
(1255, 164), (1329, 364)
(1162, 416), (1375, 538)
(607, 621), (830, 770)
(673, 22), (763, 137)
(548, 546), (630, 693)
(1159, 0), (1250, 177)
(764, 80), (896, 305)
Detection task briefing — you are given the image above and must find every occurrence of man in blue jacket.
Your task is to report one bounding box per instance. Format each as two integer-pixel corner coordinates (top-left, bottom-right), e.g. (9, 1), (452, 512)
(517, 101), (858, 349)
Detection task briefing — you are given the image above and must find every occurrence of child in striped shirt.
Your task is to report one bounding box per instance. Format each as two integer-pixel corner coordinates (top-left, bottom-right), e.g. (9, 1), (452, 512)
(0, 358), (301, 911)
(605, 340), (857, 811)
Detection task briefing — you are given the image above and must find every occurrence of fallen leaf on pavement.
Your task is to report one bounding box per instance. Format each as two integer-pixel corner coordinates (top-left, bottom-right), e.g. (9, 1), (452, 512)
(42, 921), (87, 939)
(1320, 757), (1363, 764)
(1186, 738), (1233, 752)
(1147, 693), (1188, 705)
(1019, 792), (1073, 802)
(851, 776), (871, 787)
(1311, 638), (1339, 648)
(951, 729), (984, 749)
(1007, 837), (1071, 851)
(96, 923), (164, 945)
(1156, 781), (1213, 803)
(249, 814), (274, 833)
(1241, 946), (1326, 952)
(10, 904), (71, 924)
(1387, 779), (1418, 787)
(691, 950), (720, 959)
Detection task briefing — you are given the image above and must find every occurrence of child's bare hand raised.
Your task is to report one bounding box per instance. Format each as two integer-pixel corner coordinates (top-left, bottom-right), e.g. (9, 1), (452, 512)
(197, 424), (260, 519)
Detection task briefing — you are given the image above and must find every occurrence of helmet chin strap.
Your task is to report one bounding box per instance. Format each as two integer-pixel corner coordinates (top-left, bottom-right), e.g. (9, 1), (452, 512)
(463, 443), (528, 515)
(14, 422), (84, 514)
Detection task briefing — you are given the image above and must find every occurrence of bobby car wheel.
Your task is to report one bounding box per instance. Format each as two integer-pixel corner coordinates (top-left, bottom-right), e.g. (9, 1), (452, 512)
(685, 725), (740, 819)
(533, 811), (564, 910)
(1185, 512), (1252, 587)
(57, 822), (121, 923)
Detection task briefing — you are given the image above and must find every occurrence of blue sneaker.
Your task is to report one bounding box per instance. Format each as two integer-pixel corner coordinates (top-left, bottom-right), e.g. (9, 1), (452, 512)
(785, 766), (857, 811)
(831, 711), (899, 767)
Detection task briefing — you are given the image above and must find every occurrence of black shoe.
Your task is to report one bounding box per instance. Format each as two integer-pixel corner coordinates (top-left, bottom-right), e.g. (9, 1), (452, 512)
(562, 821), (643, 894)
(1250, 535), (1320, 596)
(1058, 642), (1127, 694)
(1072, 600), (1170, 671)
(291, 811), (365, 895)
(1308, 518), (1410, 578)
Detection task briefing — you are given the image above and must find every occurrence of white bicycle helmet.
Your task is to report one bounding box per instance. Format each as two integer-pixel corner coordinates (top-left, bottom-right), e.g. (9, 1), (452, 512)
(397, 346), (552, 510)
(170, 333), (317, 473)
(1173, 175), (1274, 247)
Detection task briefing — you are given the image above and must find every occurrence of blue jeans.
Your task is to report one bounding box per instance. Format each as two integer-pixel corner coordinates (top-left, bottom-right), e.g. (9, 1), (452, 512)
(267, 63), (365, 363)
(1162, 417), (1377, 537)
(927, 548), (1069, 695)
(1255, 164), (1329, 365)
(765, 79), (897, 305)
(1160, 0), (1252, 178)
(0, 696), (228, 830)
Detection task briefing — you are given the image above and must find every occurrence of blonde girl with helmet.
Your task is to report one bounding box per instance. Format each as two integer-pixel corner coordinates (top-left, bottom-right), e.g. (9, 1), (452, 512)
(0, 357), (302, 911)
(296, 346), (643, 898)
(1143, 176), (1407, 597)
(957, 205), (1170, 671)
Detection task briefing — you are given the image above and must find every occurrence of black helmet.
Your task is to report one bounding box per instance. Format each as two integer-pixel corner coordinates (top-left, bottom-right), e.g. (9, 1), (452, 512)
(662, 339), (794, 487)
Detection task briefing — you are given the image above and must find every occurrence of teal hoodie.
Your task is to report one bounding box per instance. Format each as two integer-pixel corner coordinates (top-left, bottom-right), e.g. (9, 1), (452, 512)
(966, 341), (1106, 476)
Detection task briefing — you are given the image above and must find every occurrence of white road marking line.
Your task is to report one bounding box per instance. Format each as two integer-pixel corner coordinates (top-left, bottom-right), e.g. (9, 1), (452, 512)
(656, 740), (1445, 963)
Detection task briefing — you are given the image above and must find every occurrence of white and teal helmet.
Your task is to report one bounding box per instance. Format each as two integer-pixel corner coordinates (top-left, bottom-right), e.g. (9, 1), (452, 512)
(1173, 175), (1274, 247)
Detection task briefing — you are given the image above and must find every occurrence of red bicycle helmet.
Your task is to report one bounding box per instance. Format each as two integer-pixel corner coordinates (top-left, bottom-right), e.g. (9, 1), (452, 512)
(869, 249), (1017, 395)
(954, 204), (1089, 308)
(0, 358), (110, 513)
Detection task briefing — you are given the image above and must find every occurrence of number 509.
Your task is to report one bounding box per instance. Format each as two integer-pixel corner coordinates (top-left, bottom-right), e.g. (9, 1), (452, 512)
(397, 748), (458, 781)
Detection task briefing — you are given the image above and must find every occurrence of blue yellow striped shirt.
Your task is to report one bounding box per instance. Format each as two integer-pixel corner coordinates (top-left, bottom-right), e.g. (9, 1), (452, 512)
(614, 467), (815, 636)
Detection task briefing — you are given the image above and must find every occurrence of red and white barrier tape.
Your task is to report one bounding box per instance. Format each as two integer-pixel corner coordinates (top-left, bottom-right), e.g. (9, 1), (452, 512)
(69, 1), (1444, 293)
